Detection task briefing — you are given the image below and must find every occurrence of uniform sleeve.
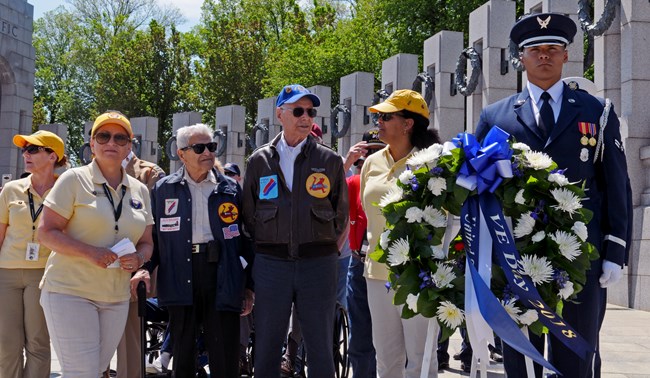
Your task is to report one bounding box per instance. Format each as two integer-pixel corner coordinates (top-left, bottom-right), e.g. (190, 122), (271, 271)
(0, 183), (10, 224)
(475, 108), (491, 142)
(43, 169), (78, 220)
(241, 157), (258, 238)
(331, 156), (349, 239)
(597, 105), (630, 266)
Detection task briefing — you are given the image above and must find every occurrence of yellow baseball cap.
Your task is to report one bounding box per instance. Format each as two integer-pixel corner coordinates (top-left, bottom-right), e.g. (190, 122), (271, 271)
(91, 111), (133, 138)
(368, 89), (430, 120)
(13, 130), (65, 162)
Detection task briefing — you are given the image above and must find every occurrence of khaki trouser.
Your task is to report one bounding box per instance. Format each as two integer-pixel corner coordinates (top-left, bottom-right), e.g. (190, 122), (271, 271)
(0, 268), (51, 378)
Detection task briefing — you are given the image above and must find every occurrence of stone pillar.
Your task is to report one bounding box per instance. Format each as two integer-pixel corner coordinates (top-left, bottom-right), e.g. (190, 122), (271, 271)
(84, 121), (93, 142)
(423, 31), (465, 142)
(467, 0), (517, 131)
(215, 105), (246, 173)
(381, 53), (418, 93)
(339, 72), (375, 155)
(308, 85), (332, 147)
(0, 0), (35, 179)
(131, 117), (159, 164)
(593, 1), (622, 110)
(256, 97), (280, 147)
(617, 0), (650, 310)
(170, 112), (202, 173)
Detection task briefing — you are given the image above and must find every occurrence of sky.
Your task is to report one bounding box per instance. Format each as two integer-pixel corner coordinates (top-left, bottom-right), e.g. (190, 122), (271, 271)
(28, 0), (203, 32)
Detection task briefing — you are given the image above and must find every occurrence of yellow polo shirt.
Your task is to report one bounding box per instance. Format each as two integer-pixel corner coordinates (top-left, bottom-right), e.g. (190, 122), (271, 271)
(360, 146), (416, 282)
(41, 160), (154, 303)
(0, 177), (54, 269)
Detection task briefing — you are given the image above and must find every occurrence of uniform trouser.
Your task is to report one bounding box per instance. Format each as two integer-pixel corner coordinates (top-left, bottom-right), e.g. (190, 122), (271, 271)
(367, 278), (439, 378)
(116, 301), (142, 378)
(503, 272), (605, 378)
(345, 257), (376, 378)
(253, 253), (337, 378)
(40, 290), (128, 378)
(167, 252), (240, 378)
(0, 268), (50, 378)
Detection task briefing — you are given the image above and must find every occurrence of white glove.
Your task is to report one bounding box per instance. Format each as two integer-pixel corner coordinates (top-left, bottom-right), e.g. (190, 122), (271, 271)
(599, 260), (623, 288)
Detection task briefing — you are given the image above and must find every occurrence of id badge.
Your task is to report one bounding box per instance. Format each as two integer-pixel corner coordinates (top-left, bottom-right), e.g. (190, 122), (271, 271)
(26, 243), (40, 261)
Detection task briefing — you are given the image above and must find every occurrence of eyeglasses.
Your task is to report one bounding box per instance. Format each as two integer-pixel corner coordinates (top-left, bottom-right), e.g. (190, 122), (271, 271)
(282, 107), (317, 118)
(22, 145), (53, 155)
(94, 132), (131, 146)
(378, 112), (404, 122)
(180, 142), (218, 154)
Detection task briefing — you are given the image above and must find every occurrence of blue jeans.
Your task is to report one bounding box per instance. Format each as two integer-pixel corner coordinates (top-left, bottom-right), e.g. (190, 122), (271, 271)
(337, 255), (351, 310)
(345, 256), (376, 378)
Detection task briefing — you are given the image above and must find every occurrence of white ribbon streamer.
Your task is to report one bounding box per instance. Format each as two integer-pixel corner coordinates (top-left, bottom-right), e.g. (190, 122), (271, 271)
(522, 326), (536, 378)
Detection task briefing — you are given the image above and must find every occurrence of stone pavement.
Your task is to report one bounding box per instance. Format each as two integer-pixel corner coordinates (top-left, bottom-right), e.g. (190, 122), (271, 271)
(50, 304), (650, 377)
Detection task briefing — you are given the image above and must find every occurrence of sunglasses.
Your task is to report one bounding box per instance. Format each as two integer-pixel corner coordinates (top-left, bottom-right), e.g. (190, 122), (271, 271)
(282, 107), (317, 118)
(94, 132), (131, 146)
(378, 112), (404, 122)
(180, 142), (218, 154)
(224, 171), (237, 177)
(22, 145), (53, 155)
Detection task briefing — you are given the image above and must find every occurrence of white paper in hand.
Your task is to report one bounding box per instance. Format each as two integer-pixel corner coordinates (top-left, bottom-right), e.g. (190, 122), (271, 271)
(107, 238), (136, 268)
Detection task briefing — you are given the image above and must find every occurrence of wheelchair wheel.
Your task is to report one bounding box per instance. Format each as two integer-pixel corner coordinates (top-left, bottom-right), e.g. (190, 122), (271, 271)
(145, 322), (167, 363)
(333, 303), (350, 378)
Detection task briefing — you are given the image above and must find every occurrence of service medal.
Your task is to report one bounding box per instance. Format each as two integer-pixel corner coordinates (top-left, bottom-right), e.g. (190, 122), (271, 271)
(578, 122), (589, 146)
(580, 136), (589, 146)
(589, 137), (597, 146)
(580, 148), (589, 162)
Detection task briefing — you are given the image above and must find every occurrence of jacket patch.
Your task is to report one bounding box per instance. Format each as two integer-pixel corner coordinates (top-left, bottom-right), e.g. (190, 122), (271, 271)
(165, 199), (179, 215)
(218, 202), (239, 223)
(306, 173), (330, 198)
(259, 175), (278, 200)
(223, 224), (240, 239)
(160, 217), (180, 232)
(130, 198), (142, 209)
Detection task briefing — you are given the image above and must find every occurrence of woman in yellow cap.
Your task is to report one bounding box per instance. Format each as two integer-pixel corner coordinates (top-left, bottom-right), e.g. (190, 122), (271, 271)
(0, 130), (67, 377)
(37, 111), (154, 376)
(360, 89), (441, 377)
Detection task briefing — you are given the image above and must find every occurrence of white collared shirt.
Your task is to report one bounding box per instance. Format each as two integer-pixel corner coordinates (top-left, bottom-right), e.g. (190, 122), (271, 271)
(527, 80), (564, 126)
(276, 133), (308, 192)
(184, 169), (216, 244)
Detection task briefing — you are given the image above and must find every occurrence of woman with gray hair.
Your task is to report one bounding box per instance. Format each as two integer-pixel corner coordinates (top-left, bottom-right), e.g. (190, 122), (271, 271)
(134, 123), (253, 377)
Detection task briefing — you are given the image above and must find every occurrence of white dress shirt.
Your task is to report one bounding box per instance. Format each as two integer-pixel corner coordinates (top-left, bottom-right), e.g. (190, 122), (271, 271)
(184, 169), (216, 244)
(276, 133), (308, 192)
(527, 80), (564, 126)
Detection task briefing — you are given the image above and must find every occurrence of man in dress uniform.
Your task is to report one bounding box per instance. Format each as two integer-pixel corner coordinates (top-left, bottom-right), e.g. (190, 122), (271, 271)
(475, 13), (631, 378)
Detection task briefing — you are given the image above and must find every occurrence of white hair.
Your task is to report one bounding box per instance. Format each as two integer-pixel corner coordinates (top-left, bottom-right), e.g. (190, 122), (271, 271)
(176, 123), (214, 149)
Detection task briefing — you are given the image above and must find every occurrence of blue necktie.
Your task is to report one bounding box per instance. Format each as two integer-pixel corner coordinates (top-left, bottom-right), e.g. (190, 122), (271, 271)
(539, 92), (555, 137)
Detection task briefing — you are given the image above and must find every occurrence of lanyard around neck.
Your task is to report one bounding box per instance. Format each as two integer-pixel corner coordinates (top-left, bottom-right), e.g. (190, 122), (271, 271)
(102, 183), (127, 234)
(27, 191), (44, 242)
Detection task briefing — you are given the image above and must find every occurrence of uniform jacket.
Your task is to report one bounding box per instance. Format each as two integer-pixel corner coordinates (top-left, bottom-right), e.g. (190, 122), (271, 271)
(147, 166), (250, 311)
(125, 156), (166, 192)
(242, 133), (348, 259)
(475, 83), (630, 268)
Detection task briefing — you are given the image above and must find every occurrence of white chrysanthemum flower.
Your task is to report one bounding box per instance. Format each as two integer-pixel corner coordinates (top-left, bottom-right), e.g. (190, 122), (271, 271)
(513, 212), (536, 238)
(407, 144), (444, 166)
(379, 230), (391, 250)
(572, 221), (588, 242)
(558, 281), (575, 300)
(512, 142), (531, 151)
(398, 170), (415, 185)
(518, 309), (539, 326)
(406, 293), (419, 312)
(532, 231), (546, 243)
(501, 300), (521, 321)
(523, 151), (553, 170)
(551, 188), (583, 216)
(549, 172), (570, 186)
(515, 189), (526, 205)
(436, 301), (464, 329)
(518, 255), (554, 285)
(378, 186), (404, 208)
(430, 245), (447, 260)
(405, 207), (424, 223)
(432, 263), (456, 289)
(551, 231), (581, 261)
(387, 237), (410, 266)
(422, 206), (447, 228)
(427, 177), (447, 196)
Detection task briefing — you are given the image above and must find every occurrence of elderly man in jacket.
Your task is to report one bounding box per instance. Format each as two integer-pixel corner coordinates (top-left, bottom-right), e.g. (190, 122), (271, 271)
(242, 84), (348, 378)
(137, 123), (253, 378)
